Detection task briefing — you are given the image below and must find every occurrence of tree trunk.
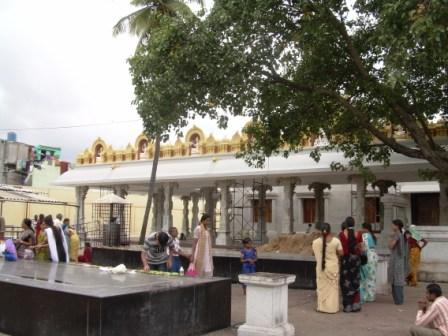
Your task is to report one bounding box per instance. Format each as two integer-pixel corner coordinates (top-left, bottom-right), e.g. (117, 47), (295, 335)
(139, 134), (161, 244)
(439, 179), (448, 226)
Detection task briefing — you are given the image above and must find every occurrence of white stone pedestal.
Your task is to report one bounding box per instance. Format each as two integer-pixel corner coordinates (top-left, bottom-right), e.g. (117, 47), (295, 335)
(238, 272), (296, 336)
(376, 254), (390, 295)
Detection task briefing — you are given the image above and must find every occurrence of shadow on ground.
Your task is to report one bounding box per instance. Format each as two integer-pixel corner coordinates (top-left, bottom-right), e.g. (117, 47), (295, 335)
(205, 283), (448, 336)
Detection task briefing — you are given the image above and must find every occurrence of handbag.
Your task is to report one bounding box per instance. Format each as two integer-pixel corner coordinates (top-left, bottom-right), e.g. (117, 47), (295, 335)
(185, 262), (197, 277)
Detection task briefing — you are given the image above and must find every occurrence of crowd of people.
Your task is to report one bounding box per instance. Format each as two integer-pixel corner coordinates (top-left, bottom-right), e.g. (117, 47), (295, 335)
(312, 216), (447, 336)
(2, 211), (446, 335)
(1, 213), (92, 263)
(141, 214), (214, 277)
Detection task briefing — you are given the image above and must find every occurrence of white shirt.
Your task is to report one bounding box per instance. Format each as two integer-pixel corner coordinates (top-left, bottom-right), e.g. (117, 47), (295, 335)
(415, 296), (448, 336)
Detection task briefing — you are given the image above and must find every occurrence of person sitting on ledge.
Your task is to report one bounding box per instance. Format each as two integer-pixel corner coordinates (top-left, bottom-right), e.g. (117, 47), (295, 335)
(141, 231), (174, 272)
(410, 283), (448, 336)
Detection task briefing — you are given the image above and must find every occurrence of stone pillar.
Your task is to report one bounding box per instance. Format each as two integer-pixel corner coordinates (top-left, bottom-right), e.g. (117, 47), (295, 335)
(216, 181), (232, 245)
(202, 187), (218, 241)
(191, 192), (200, 234)
(151, 192), (159, 234)
(162, 183), (175, 231)
(203, 187), (215, 219)
(439, 180), (448, 226)
(378, 193), (407, 248)
(278, 178), (297, 234)
(112, 185), (129, 229)
(238, 273), (296, 336)
(351, 175), (366, 228)
(181, 196), (190, 237)
(156, 187), (164, 231)
(75, 186), (89, 234)
(372, 179), (397, 227)
(254, 184), (271, 244)
(308, 182), (331, 229)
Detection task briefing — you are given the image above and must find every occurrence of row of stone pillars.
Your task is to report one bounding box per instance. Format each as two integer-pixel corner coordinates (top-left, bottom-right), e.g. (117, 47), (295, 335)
(147, 182), (235, 245)
(307, 177), (399, 229)
(74, 175), (400, 246)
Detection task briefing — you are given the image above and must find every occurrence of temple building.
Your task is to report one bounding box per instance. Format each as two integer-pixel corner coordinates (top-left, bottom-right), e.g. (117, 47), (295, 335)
(55, 124), (448, 281)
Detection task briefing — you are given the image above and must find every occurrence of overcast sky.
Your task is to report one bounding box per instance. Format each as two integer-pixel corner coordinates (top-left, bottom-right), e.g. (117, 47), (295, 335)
(0, 0), (246, 161)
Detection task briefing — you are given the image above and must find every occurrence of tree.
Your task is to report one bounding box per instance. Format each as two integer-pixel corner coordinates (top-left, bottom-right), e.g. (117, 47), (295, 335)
(114, 0), (202, 244)
(128, 0), (448, 224)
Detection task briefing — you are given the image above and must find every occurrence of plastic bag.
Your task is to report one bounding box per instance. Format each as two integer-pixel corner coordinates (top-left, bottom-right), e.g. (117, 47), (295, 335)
(185, 263), (197, 277)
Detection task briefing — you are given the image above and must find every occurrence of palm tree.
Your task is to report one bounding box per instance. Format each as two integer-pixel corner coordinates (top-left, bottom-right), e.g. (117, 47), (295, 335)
(113, 0), (200, 42)
(114, 0), (202, 244)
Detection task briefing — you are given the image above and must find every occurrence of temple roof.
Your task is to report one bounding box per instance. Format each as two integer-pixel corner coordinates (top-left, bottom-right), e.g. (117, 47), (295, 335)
(55, 149), (432, 190)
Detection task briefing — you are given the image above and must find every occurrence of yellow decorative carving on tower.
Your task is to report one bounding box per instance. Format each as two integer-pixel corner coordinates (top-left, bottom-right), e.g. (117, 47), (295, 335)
(74, 122), (448, 166)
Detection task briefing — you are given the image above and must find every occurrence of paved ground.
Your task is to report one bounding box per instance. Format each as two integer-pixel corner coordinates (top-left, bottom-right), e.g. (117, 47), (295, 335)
(0, 282), (443, 336)
(206, 283), (448, 336)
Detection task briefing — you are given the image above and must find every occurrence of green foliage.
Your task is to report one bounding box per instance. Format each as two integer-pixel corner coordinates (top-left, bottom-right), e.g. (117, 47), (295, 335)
(127, 0), (448, 176)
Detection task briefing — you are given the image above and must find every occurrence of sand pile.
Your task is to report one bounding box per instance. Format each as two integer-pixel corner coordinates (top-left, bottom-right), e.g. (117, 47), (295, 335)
(257, 232), (320, 256)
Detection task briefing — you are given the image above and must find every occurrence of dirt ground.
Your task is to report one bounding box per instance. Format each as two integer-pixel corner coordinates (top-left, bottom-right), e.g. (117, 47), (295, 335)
(258, 233), (319, 255)
(206, 283), (448, 336)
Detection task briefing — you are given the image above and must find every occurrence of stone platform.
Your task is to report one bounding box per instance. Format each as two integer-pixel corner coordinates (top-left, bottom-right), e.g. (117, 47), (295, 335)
(92, 246), (317, 289)
(0, 259), (231, 336)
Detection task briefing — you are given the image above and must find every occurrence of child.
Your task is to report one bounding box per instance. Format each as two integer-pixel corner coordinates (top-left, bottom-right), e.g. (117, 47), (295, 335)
(306, 223), (312, 234)
(78, 242), (92, 263)
(240, 237), (257, 294)
(168, 227), (189, 273)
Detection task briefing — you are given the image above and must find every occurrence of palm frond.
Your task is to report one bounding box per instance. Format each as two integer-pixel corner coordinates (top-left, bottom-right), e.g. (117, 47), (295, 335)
(113, 0), (202, 41)
(113, 7), (153, 36)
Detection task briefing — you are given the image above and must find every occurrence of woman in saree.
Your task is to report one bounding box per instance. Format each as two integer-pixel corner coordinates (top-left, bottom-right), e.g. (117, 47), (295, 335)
(15, 218), (36, 259)
(360, 222), (378, 303)
(33, 219), (50, 261)
(405, 225), (427, 287)
(33, 215), (68, 263)
(191, 214), (214, 277)
(339, 216), (363, 313)
(68, 226), (80, 262)
(312, 222), (343, 313)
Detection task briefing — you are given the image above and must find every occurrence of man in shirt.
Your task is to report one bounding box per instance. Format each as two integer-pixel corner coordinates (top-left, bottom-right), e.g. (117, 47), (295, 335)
(141, 231), (174, 272)
(410, 283), (448, 336)
(54, 213), (63, 229)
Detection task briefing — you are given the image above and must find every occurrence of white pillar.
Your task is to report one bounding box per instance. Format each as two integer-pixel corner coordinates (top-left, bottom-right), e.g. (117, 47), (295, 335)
(203, 187), (218, 242)
(75, 186), (89, 233)
(181, 196), (190, 236)
(156, 187), (164, 231)
(151, 192), (159, 234)
(216, 181), (232, 245)
(191, 192), (200, 234)
(162, 183), (174, 231)
(278, 178), (296, 234)
(238, 273), (296, 336)
(351, 175), (366, 228)
(296, 197), (304, 230)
